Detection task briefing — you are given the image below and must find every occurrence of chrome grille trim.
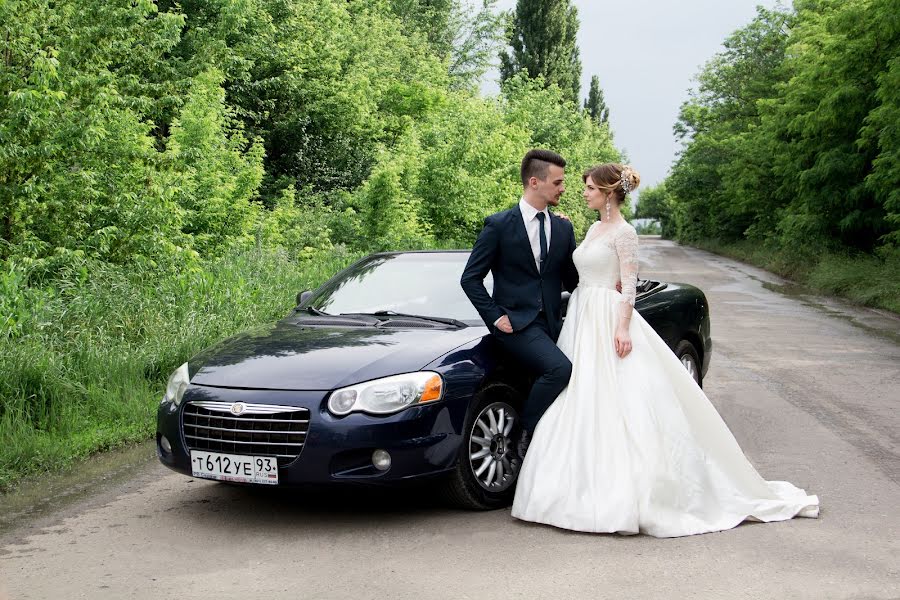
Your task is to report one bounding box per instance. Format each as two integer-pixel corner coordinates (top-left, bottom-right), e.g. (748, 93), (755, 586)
(190, 401), (307, 414)
(182, 414), (308, 424)
(187, 423), (308, 436)
(184, 435), (304, 447)
(182, 401), (311, 468)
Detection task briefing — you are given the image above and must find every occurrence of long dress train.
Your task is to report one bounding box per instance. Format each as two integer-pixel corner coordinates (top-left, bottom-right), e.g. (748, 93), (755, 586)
(511, 221), (819, 537)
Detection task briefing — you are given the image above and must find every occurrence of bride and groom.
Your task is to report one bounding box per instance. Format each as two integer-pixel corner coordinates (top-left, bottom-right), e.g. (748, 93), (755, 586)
(460, 149), (819, 537)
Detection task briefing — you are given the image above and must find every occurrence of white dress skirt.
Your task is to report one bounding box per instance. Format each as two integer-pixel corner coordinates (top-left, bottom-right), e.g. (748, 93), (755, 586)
(511, 221), (819, 537)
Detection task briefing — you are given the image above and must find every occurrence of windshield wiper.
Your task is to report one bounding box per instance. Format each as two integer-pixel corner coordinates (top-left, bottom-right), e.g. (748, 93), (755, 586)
(362, 310), (467, 328)
(300, 306), (331, 316)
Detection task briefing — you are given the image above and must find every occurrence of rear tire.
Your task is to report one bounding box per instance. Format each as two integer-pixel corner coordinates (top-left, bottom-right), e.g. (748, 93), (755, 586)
(440, 386), (521, 510)
(675, 340), (702, 388)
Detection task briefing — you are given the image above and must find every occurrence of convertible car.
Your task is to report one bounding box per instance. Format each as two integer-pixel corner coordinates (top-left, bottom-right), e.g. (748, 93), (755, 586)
(157, 251), (711, 509)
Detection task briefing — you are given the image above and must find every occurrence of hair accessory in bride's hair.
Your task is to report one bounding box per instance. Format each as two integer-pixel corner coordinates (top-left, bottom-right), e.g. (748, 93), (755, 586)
(620, 165), (634, 194)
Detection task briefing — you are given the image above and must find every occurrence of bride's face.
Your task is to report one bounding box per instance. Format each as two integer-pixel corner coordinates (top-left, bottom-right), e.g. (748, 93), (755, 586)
(583, 176), (608, 211)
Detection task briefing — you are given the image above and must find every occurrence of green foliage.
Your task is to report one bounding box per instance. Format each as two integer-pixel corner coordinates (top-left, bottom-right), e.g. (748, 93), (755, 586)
(0, 247), (360, 489)
(387, 0), (506, 91)
(584, 75), (609, 125)
(161, 0), (449, 197)
(861, 52), (900, 247)
(0, 0), (190, 269)
(388, 0), (456, 58)
(166, 68), (264, 257)
(446, 1), (506, 91)
(0, 0), (622, 487)
(499, 0), (582, 105)
(358, 132), (435, 251)
(634, 183), (675, 238)
(634, 221), (661, 235)
(354, 75), (620, 249)
(668, 6), (792, 245)
(667, 1), (900, 257)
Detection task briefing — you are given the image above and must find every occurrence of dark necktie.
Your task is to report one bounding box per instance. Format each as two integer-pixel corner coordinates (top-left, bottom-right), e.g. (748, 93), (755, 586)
(536, 212), (547, 273)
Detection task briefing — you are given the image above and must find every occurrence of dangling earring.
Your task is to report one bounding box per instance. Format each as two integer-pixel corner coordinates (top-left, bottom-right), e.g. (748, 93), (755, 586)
(605, 200), (611, 222)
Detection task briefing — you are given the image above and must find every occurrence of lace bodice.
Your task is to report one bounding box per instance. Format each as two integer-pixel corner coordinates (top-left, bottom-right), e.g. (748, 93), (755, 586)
(573, 220), (639, 306)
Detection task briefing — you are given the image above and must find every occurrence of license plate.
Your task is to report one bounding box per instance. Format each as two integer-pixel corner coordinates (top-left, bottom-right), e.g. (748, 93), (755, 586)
(190, 450), (279, 485)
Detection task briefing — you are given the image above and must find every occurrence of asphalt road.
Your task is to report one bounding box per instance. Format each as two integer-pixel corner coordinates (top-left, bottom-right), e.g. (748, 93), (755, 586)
(2, 237), (899, 600)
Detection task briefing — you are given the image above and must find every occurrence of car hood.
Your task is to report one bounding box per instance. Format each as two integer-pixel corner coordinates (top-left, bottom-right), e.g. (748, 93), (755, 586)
(188, 319), (485, 391)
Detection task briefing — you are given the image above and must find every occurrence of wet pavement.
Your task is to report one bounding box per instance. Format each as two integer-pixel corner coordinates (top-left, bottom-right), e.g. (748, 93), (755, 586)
(1, 237), (898, 600)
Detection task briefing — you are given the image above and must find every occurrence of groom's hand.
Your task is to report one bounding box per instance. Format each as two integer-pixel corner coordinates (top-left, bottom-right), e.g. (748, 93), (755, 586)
(495, 315), (513, 334)
(616, 280), (622, 292)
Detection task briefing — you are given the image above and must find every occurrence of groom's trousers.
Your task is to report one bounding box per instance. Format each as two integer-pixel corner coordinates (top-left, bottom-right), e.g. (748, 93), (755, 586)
(494, 312), (572, 433)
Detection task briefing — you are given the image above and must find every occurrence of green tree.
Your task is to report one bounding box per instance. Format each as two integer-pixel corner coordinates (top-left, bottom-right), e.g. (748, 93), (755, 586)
(861, 53), (900, 247)
(165, 69), (264, 257)
(667, 1), (900, 253)
(634, 183), (675, 238)
(667, 6), (792, 243)
(388, 0), (456, 57)
(583, 75), (609, 124)
(499, 0), (582, 105)
(446, 0), (506, 90)
(162, 0), (448, 198)
(0, 0), (191, 268)
(760, 0), (899, 251)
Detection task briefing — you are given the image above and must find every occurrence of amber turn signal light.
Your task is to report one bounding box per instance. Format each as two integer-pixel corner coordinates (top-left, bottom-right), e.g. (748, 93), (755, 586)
(419, 374), (443, 403)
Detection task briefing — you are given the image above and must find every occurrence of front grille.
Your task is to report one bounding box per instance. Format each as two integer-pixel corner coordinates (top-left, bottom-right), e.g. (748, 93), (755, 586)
(182, 401), (310, 467)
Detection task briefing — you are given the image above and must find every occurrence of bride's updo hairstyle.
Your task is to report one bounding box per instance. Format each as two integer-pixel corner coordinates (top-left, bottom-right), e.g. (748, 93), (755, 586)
(583, 163), (641, 205)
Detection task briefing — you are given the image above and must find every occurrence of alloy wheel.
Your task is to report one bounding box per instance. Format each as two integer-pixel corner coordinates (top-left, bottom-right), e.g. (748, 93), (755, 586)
(468, 402), (519, 492)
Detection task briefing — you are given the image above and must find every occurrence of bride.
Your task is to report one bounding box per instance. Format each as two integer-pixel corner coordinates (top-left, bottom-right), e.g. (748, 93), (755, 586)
(510, 163), (819, 537)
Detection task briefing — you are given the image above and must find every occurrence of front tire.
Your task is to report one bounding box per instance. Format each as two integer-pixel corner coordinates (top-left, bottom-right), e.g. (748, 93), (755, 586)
(440, 387), (521, 510)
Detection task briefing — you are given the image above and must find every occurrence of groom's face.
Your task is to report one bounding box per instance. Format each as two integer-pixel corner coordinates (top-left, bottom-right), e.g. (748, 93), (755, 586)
(535, 164), (566, 207)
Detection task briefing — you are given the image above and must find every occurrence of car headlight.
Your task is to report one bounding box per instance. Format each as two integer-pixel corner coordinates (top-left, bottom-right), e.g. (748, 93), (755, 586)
(328, 372), (443, 416)
(161, 362), (190, 407)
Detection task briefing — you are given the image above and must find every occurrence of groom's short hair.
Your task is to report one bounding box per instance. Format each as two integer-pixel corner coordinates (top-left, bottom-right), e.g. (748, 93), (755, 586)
(521, 149), (566, 186)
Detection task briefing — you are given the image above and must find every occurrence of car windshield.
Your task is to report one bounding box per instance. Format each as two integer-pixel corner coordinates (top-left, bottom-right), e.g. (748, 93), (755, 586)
(307, 253), (492, 324)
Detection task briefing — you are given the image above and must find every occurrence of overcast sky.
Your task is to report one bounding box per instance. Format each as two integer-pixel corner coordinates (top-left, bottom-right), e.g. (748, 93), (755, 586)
(483, 0), (782, 194)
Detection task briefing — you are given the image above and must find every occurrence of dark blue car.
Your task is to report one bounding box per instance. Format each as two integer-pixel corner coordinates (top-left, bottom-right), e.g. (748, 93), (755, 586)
(157, 251), (711, 509)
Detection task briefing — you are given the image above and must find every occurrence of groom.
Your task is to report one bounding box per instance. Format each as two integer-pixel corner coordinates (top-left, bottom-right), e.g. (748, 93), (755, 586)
(460, 149), (579, 456)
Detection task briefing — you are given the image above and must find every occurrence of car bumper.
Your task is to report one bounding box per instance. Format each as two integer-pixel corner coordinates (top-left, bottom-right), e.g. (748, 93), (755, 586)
(156, 385), (467, 485)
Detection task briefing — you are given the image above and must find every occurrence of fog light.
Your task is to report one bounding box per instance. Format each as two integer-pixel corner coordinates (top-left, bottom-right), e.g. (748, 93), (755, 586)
(372, 449), (391, 471)
(160, 435), (172, 454)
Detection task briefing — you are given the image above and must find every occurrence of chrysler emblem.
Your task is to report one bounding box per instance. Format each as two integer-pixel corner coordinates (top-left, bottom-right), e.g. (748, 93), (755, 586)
(230, 402), (246, 415)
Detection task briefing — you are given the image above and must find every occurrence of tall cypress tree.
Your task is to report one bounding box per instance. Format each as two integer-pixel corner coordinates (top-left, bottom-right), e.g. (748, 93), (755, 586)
(499, 0), (582, 105)
(584, 75), (609, 124)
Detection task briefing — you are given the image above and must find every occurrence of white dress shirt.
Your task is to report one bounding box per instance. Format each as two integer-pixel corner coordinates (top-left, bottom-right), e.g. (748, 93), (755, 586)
(518, 197), (552, 274)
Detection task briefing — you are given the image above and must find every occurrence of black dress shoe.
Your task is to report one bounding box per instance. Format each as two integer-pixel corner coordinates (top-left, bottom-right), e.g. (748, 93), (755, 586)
(517, 429), (531, 459)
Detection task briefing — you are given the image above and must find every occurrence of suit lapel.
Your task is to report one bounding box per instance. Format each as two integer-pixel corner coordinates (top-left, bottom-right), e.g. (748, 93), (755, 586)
(511, 207), (540, 276)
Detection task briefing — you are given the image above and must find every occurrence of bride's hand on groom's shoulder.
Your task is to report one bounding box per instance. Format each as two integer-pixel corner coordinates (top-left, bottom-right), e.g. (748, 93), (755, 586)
(554, 211), (571, 222)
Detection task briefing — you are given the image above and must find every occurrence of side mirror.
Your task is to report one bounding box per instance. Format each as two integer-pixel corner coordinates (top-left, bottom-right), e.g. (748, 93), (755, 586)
(296, 290), (313, 306)
(560, 291), (571, 320)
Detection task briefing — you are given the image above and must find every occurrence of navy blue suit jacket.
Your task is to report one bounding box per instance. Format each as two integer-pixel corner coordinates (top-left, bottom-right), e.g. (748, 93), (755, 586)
(461, 205), (579, 340)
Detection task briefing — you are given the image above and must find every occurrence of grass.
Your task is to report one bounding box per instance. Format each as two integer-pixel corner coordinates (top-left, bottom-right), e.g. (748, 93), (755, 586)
(685, 239), (900, 314)
(0, 245), (361, 491)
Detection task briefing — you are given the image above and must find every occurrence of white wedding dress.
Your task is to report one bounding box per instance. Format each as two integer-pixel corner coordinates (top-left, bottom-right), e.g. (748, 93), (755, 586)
(511, 220), (819, 537)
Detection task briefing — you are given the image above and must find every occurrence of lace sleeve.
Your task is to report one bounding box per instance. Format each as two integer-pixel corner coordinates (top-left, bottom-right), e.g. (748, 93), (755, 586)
(614, 225), (639, 310)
